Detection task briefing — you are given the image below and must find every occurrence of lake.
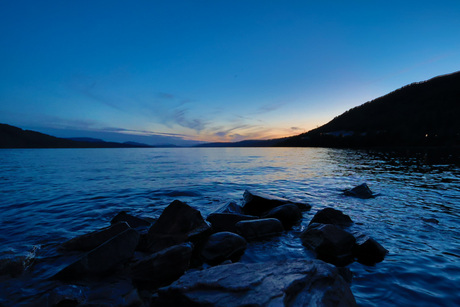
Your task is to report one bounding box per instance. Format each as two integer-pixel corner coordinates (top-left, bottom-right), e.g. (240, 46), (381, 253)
(1, 147), (459, 306)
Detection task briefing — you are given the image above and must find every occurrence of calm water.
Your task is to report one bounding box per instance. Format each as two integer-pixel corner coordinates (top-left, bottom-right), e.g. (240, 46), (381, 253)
(0, 147), (459, 306)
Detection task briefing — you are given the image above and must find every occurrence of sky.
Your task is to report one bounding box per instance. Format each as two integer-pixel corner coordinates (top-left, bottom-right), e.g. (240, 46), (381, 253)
(1, 1), (460, 146)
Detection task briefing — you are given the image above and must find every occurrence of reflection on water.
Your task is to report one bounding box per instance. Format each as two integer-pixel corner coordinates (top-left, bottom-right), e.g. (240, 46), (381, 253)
(0, 147), (459, 306)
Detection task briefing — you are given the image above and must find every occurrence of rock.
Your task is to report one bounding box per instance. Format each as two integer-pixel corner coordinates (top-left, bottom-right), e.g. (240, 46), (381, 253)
(344, 183), (375, 199)
(421, 217), (439, 224)
(61, 222), (131, 251)
(235, 218), (283, 240)
(201, 232), (247, 265)
(262, 203), (302, 229)
(309, 208), (353, 227)
(242, 190), (311, 217)
(156, 260), (356, 306)
(110, 211), (152, 229)
(213, 201), (244, 214)
(353, 232), (388, 265)
(130, 243), (193, 289)
(206, 213), (258, 233)
(54, 229), (139, 280)
(36, 285), (87, 307)
(145, 200), (211, 252)
(300, 223), (356, 266)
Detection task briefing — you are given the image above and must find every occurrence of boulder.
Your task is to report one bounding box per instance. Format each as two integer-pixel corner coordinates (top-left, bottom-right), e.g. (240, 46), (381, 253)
(201, 232), (247, 265)
(146, 200), (211, 253)
(242, 190), (311, 217)
(35, 285), (87, 307)
(344, 183), (375, 199)
(156, 260), (356, 306)
(61, 222), (130, 251)
(309, 208), (353, 227)
(353, 232), (388, 265)
(213, 201), (244, 214)
(110, 211), (152, 228)
(300, 223), (356, 266)
(235, 218), (283, 240)
(262, 203), (302, 229)
(54, 228), (139, 280)
(130, 243), (193, 289)
(206, 213), (258, 233)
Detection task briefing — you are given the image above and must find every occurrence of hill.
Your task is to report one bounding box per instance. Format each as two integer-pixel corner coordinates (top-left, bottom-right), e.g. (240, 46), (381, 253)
(0, 124), (153, 148)
(279, 71), (460, 147)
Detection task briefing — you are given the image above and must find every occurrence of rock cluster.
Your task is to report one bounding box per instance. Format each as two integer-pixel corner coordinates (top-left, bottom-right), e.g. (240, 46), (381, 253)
(7, 186), (387, 306)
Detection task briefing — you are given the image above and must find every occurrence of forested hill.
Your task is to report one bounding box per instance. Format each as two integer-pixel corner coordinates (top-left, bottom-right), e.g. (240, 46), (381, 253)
(279, 71), (460, 147)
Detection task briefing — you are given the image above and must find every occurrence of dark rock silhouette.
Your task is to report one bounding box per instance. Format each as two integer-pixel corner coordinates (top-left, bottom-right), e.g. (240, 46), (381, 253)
(242, 190), (310, 217)
(344, 183), (375, 199)
(213, 201), (245, 214)
(262, 203), (303, 229)
(235, 218), (284, 240)
(309, 208), (354, 227)
(353, 232), (389, 265)
(206, 212), (258, 233)
(200, 232), (247, 265)
(110, 211), (152, 228)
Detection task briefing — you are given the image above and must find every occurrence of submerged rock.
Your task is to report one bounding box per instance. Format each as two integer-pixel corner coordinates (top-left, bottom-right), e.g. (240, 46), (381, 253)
(61, 222), (131, 251)
(235, 218), (283, 240)
(300, 223), (356, 266)
(353, 232), (388, 265)
(344, 183), (375, 199)
(206, 213), (258, 233)
(309, 207), (353, 227)
(421, 217), (440, 224)
(110, 211), (152, 228)
(146, 200), (211, 253)
(54, 228), (139, 280)
(156, 260), (356, 306)
(201, 232), (247, 265)
(242, 190), (310, 217)
(130, 243), (193, 289)
(262, 203), (302, 229)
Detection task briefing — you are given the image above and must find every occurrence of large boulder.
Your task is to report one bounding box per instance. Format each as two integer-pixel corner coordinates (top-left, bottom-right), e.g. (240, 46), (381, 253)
(242, 190), (311, 216)
(262, 203), (302, 229)
(213, 201), (244, 214)
(54, 228), (139, 280)
(61, 222), (130, 251)
(300, 223), (356, 266)
(156, 260), (356, 306)
(110, 211), (152, 228)
(206, 213), (258, 233)
(353, 232), (388, 265)
(201, 232), (247, 265)
(344, 183), (375, 199)
(309, 208), (353, 227)
(145, 200), (211, 253)
(130, 243), (193, 289)
(235, 218), (283, 240)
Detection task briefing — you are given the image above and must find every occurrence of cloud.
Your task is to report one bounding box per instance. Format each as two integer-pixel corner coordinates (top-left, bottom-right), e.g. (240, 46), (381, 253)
(290, 126), (303, 131)
(255, 101), (288, 114)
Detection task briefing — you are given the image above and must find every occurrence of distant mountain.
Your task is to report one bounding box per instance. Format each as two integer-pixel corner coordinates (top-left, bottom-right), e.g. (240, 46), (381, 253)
(279, 71), (460, 148)
(0, 124), (154, 148)
(66, 137), (106, 143)
(196, 139), (284, 147)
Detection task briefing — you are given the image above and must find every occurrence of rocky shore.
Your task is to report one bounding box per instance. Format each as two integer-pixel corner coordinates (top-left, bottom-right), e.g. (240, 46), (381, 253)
(0, 185), (387, 306)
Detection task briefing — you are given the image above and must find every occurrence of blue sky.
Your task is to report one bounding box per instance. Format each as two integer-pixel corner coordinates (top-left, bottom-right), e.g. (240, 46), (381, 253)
(1, 1), (460, 145)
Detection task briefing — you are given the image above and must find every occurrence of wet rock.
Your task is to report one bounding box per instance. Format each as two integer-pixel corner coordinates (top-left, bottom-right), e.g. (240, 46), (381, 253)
(309, 207), (353, 227)
(242, 190), (311, 217)
(61, 222), (130, 251)
(130, 243), (193, 289)
(145, 200), (211, 253)
(213, 201), (244, 214)
(344, 183), (375, 199)
(300, 223), (356, 266)
(36, 285), (87, 307)
(54, 229), (139, 280)
(206, 213), (258, 233)
(262, 203), (302, 229)
(235, 218), (283, 240)
(110, 211), (152, 229)
(156, 260), (356, 306)
(201, 232), (247, 265)
(353, 232), (388, 265)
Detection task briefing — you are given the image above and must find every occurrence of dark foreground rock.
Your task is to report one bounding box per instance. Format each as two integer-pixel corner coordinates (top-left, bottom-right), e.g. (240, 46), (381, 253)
(201, 232), (247, 265)
(344, 183), (375, 199)
(300, 223), (356, 266)
(242, 190), (311, 217)
(110, 211), (152, 228)
(206, 212), (258, 233)
(145, 200), (211, 252)
(262, 203), (302, 229)
(130, 243), (193, 289)
(236, 218), (283, 240)
(156, 260), (356, 306)
(213, 201), (244, 214)
(61, 222), (131, 251)
(353, 232), (388, 265)
(309, 207), (353, 227)
(54, 229), (139, 280)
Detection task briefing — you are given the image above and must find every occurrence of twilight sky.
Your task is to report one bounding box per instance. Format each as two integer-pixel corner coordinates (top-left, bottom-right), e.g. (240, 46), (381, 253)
(1, 1), (460, 145)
